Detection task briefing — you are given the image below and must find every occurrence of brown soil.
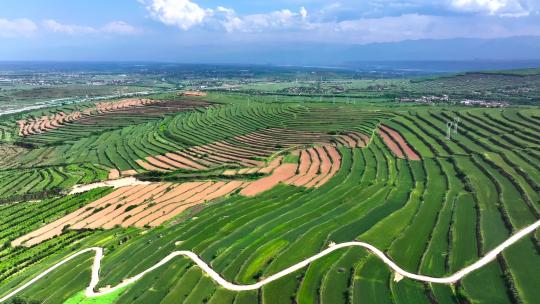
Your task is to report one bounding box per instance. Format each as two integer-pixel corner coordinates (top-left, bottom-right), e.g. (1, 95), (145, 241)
(165, 153), (207, 170)
(240, 163), (297, 196)
(378, 128), (405, 159)
(315, 145), (341, 187)
(133, 182), (212, 223)
(145, 156), (175, 170)
(380, 125), (421, 160)
(305, 146), (331, 188)
(108, 169), (120, 180)
(222, 169), (239, 176)
(11, 186), (139, 246)
(69, 184), (153, 229)
(174, 151), (216, 167)
(258, 156), (284, 174)
(165, 181), (248, 224)
(121, 182), (206, 227)
(136, 159), (167, 172)
(345, 132), (370, 147)
(135, 182), (219, 226)
(286, 150), (311, 184)
(338, 135), (357, 148)
(121, 170), (138, 177)
(154, 155), (194, 171)
(133, 128), (337, 174)
(292, 148), (320, 187)
(17, 98), (210, 137)
(80, 183), (170, 229)
(181, 91), (207, 97)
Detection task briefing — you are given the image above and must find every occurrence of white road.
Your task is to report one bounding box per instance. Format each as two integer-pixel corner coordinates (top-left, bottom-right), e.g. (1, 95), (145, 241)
(1, 218), (539, 302)
(69, 177), (150, 195)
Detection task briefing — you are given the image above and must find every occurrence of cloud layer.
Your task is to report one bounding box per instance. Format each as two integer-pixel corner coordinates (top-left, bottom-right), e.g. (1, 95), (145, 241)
(145, 0), (209, 30)
(450, 0), (530, 17)
(0, 18), (136, 38)
(141, 0), (538, 36)
(0, 18), (37, 37)
(43, 20), (137, 35)
(1, 0), (538, 45)
(142, 0), (310, 32)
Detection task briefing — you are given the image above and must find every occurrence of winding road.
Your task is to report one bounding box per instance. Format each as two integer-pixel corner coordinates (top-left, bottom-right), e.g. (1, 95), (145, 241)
(1, 218), (539, 302)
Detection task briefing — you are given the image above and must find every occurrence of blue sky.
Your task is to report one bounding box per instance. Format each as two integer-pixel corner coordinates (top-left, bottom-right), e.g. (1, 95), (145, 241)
(1, 0), (539, 62)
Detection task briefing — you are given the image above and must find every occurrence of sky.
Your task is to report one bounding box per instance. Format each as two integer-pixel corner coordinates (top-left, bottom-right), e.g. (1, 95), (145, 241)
(1, 0), (540, 63)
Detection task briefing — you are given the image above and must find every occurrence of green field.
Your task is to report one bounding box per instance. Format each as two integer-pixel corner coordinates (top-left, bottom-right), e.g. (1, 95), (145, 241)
(0, 69), (539, 304)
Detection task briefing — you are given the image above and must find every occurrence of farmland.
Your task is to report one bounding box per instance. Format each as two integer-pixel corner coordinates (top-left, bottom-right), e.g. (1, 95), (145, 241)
(0, 65), (539, 304)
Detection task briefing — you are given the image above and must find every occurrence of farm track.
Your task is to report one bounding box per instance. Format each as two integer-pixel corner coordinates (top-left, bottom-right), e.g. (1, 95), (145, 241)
(1, 218), (539, 302)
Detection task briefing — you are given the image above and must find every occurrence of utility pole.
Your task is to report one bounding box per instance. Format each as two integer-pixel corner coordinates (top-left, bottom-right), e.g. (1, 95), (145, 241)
(453, 117), (461, 134)
(446, 122), (453, 140)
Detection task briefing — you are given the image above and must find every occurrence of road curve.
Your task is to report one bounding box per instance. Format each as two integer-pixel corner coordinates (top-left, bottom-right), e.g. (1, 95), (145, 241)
(1, 218), (539, 302)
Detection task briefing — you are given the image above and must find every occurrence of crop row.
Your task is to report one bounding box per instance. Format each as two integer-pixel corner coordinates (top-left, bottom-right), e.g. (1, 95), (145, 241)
(0, 163), (108, 201)
(0, 107), (538, 303)
(14, 103), (389, 174)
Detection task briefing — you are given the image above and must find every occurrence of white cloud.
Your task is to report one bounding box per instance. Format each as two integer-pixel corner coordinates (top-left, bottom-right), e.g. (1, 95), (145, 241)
(43, 20), (137, 35)
(102, 21), (138, 34)
(144, 0), (210, 30)
(450, 0), (530, 17)
(0, 18), (37, 37)
(143, 0), (310, 32)
(336, 14), (436, 42)
(325, 13), (540, 44)
(137, 0), (539, 43)
(300, 7), (308, 19)
(43, 20), (96, 35)
(213, 7), (243, 32)
(219, 8), (311, 33)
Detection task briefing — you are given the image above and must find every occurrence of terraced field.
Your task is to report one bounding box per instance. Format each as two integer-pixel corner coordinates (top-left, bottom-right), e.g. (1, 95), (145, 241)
(406, 72), (540, 104)
(0, 164), (109, 202)
(17, 97), (211, 146)
(0, 89), (539, 304)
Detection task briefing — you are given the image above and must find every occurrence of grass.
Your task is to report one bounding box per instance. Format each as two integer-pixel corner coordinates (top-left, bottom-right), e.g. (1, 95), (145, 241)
(63, 287), (128, 304)
(282, 153), (300, 164)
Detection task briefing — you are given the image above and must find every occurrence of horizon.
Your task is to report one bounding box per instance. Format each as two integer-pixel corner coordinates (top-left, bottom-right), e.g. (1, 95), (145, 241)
(2, 0), (540, 63)
(2, 59), (540, 75)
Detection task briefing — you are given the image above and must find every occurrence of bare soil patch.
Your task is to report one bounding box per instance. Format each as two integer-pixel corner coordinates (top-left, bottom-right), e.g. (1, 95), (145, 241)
(108, 169), (120, 180)
(305, 146), (331, 187)
(241, 164), (297, 197)
(380, 125), (421, 160)
(378, 128), (405, 159)
(17, 98), (210, 137)
(314, 145), (341, 187)
(292, 148), (321, 187)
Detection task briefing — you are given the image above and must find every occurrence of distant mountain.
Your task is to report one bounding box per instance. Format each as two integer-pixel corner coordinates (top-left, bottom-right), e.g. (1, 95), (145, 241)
(199, 36), (540, 67)
(3, 36), (540, 70)
(341, 36), (540, 62)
